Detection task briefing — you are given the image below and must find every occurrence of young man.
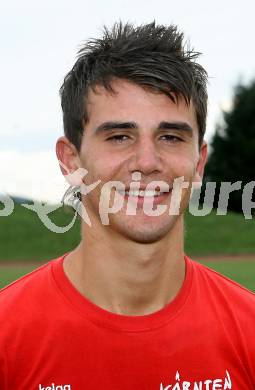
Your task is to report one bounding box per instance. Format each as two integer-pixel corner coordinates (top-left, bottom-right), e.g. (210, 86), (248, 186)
(0, 22), (254, 390)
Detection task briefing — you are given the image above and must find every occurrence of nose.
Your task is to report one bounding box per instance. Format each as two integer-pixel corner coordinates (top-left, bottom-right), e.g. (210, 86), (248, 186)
(127, 137), (164, 175)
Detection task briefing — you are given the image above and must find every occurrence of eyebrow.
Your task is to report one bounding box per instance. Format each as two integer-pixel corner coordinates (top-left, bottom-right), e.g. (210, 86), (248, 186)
(94, 121), (137, 134)
(94, 121), (193, 134)
(158, 121), (193, 133)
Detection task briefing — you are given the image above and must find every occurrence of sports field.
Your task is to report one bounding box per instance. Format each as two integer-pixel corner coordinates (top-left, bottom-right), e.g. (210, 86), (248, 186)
(1, 259), (254, 292)
(0, 203), (255, 291)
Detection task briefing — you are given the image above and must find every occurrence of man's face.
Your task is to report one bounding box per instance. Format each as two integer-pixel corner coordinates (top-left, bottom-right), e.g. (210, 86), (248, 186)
(77, 79), (207, 243)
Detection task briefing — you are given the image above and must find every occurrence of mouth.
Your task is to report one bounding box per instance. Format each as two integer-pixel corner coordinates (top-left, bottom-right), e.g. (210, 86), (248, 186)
(117, 189), (171, 197)
(116, 188), (172, 207)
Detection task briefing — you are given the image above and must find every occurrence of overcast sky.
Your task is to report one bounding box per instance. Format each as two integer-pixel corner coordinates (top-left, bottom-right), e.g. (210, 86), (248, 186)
(1, 0), (255, 202)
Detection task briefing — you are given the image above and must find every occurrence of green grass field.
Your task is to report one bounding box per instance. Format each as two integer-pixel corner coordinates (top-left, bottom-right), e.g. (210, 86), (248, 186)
(0, 201), (255, 291)
(1, 202), (255, 262)
(201, 261), (255, 292)
(0, 203), (81, 262)
(0, 265), (38, 289)
(0, 260), (254, 292)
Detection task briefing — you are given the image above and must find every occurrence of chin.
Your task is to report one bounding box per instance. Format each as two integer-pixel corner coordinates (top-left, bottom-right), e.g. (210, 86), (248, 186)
(124, 230), (169, 244)
(110, 214), (180, 244)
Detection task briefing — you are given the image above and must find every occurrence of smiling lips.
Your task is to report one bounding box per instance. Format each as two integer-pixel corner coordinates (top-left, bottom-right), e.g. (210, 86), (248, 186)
(116, 188), (172, 209)
(119, 189), (169, 197)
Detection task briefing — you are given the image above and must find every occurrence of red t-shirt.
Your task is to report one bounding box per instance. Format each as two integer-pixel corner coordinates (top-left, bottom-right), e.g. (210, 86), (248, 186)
(0, 255), (254, 390)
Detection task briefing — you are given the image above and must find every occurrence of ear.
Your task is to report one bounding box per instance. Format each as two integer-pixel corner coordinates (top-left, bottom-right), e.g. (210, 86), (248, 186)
(56, 136), (81, 179)
(193, 141), (208, 185)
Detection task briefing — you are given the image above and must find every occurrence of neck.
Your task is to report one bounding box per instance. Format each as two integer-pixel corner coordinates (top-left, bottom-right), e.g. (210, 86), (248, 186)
(64, 217), (186, 316)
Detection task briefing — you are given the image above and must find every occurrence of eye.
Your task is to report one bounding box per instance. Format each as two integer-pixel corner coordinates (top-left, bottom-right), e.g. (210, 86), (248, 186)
(106, 134), (130, 143)
(160, 134), (183, 143)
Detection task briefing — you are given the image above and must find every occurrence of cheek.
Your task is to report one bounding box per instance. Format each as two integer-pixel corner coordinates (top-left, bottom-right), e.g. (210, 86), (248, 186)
(169, 154), (197, 179)
(81, 152), (125, 184)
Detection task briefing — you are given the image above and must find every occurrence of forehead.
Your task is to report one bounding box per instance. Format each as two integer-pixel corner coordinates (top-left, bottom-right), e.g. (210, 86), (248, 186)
(86, 79), (198, 129)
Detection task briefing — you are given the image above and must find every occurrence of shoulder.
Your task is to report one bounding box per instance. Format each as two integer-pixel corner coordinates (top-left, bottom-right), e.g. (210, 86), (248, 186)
(189, 258), (255, 346)
(0, 256), (63, 320)
(190, 258), (255, 310)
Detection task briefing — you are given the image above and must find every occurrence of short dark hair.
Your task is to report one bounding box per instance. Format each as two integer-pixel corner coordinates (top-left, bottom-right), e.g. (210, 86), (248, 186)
(60, 21), (208, 150)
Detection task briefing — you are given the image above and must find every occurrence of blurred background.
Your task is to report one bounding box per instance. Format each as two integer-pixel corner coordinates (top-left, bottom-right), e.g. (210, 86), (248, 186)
(1, 0), (255, 290)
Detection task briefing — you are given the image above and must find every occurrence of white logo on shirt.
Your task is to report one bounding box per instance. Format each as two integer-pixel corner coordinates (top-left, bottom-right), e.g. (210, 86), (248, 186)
(160, 370), (232, 389)
(38, 384), (71, 390)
